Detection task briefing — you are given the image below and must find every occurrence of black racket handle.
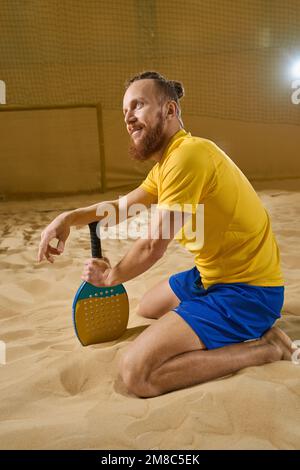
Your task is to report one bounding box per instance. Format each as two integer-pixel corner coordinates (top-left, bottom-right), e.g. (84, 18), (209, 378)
(88, 222), (102, 259)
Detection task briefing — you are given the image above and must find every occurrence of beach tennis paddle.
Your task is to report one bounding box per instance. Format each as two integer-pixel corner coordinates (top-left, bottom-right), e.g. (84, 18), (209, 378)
(72, 221), (129, 346)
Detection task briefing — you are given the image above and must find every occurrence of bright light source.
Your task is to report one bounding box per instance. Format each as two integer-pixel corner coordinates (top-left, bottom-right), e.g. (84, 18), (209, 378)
(291, 60), (300, 78)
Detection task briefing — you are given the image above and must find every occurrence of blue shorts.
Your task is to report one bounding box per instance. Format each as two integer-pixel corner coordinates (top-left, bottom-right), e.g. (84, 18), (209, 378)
(169, 266), (284, 350)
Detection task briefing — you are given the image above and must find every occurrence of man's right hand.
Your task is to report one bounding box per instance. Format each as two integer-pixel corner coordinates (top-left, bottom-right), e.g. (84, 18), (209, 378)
(37, 213), (71, 263)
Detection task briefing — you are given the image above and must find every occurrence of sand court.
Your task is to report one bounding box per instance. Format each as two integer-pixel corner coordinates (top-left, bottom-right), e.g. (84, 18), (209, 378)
(0, 187), (299, 450)
(1, 0), (300, 452)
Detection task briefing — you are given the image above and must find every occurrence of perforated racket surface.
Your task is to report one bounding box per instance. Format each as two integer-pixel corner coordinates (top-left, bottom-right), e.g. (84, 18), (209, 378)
(72, 222), (129, 346)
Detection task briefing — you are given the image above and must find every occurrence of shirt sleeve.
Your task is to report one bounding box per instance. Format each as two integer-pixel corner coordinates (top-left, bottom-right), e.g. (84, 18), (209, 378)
(157, 143), (215, 214)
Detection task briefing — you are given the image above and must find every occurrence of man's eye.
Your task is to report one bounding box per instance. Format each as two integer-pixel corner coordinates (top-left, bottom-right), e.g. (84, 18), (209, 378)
(136, 102), (143, 108)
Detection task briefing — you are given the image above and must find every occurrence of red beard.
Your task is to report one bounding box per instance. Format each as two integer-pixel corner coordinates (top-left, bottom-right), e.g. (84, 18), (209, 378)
(128, 112), (166, 161)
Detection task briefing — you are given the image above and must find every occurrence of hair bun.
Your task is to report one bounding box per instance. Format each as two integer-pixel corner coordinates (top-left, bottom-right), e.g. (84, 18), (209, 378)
(170, 80), (185, 100)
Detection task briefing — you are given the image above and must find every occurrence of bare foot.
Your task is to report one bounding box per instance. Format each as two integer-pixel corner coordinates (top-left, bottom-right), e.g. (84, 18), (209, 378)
(262, 326), (297, 361)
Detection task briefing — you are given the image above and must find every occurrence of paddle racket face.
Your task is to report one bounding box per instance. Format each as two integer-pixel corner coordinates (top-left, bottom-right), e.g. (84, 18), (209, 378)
(72, 222), (129, 346)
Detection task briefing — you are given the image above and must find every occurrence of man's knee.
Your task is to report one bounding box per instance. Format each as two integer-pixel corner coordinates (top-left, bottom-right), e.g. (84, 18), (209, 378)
(136, 301), (146, 317)
(136, 299), (158, 318)
(119, 352), (160, 398)
(119, 352), (155, 397)
(136, 298), (169, 319)
(136, 279), (179, 320)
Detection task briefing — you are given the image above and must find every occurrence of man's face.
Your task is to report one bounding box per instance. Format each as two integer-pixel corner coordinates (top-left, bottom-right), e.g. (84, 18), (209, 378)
(123, 79), (168, 161)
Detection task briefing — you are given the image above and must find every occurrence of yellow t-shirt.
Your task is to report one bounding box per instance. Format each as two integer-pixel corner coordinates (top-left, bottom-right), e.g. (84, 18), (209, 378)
(139, 128), (284, 289)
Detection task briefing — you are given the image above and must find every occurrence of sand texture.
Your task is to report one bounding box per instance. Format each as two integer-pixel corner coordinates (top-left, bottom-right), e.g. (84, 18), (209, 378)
(0, 188), (299, 450)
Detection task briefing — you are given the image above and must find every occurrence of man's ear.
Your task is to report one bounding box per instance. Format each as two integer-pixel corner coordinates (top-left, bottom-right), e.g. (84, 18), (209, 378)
(166, 100), (177, 119)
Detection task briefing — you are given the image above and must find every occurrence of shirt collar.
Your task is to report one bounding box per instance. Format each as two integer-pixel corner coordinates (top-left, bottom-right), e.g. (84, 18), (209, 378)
(159, 128), (190, 165)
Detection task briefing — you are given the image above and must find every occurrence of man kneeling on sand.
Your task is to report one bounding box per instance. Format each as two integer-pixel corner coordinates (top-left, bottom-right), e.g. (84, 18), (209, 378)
(38, 71), (296, 398)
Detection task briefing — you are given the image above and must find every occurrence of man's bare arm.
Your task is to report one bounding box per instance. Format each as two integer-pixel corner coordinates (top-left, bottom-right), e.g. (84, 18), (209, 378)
(64, 186), (157, 226)
(38, 187), (157, 263)
(94, 208), (191, 286)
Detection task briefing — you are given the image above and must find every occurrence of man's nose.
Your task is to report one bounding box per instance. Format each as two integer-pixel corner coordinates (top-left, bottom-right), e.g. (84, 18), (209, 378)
(124, 109), (137, 125)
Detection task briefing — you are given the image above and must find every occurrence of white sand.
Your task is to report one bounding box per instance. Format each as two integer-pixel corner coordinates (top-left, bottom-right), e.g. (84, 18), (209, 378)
(0, 187), (299, 450)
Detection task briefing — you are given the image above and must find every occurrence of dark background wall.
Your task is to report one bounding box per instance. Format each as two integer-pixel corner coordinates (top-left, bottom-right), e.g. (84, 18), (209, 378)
(0, 0), (299, 196)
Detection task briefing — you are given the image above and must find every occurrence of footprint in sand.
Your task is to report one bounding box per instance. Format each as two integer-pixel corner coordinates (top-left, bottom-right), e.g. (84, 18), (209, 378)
(59, 358), (96, 396)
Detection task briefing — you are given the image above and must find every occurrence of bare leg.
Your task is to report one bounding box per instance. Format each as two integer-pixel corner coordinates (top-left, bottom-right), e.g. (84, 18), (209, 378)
(136, 278), (180, 319)
(144, 326), (295, 397)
